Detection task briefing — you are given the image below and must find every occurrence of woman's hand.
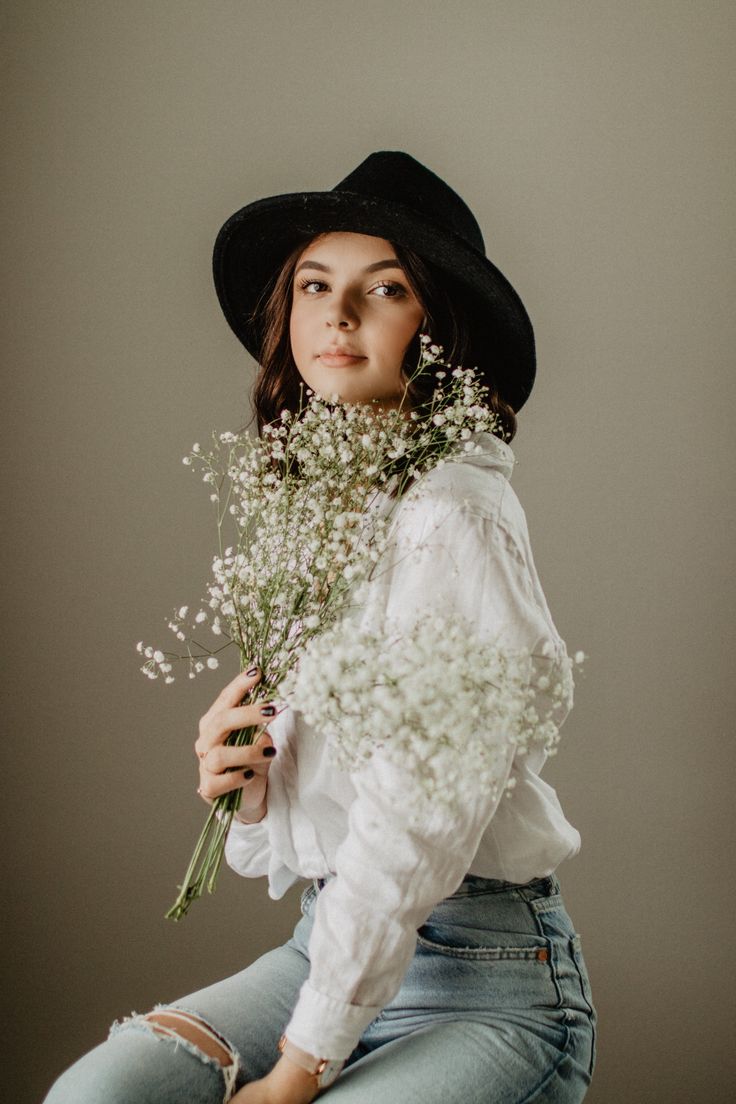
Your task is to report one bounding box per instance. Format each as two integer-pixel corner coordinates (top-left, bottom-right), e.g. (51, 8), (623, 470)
(229, 1055), (322, 1104)
(194, 665), (279, 823)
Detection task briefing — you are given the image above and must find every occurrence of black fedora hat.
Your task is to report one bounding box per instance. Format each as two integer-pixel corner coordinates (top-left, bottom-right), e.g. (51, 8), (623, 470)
(212, 150), (536, 413)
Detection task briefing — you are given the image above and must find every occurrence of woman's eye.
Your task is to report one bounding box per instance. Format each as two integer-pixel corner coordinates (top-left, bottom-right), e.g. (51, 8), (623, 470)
(296, 277), (406, 297)
(298, 278), (326, 293)
(372, 281), (405, 298)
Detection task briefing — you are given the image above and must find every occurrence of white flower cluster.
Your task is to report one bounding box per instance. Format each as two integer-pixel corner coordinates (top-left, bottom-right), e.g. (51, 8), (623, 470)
(139, 334), (590, 919)
(136, 336), (504, 687)
(278, 611), (585, 823)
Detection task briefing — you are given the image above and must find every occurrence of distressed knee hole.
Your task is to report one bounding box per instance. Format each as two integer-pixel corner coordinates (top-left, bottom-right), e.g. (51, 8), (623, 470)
(143, 1010), (234, 1068)
(108, 1004), (242, 1102)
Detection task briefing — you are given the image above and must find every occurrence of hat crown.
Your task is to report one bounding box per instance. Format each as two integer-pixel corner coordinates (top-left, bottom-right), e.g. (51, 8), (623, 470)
(333, 151), (486, 255)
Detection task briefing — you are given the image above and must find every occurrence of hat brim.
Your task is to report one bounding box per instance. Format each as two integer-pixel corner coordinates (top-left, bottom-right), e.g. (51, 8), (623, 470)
(212, 191), (536, 413)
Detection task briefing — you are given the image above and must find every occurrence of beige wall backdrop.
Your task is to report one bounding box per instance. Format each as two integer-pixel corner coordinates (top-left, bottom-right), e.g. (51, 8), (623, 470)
(3, 2), (734, 1101)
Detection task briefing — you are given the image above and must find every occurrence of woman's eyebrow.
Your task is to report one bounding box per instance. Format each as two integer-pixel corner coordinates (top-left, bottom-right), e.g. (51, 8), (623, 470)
(294, 259), (403, 275)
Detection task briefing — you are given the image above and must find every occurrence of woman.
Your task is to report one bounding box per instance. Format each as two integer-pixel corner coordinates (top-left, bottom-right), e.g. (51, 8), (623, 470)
(43, 151), (597, 1104)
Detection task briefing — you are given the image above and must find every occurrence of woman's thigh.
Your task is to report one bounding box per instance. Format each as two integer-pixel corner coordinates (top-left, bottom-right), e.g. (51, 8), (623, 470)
(305, 871), (597, 1104)
(326, 1018), (589, 1104)
(41, 938), (312, 1104)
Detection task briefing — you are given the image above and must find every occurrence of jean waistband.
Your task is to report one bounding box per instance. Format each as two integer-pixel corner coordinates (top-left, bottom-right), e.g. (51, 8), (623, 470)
(313, 871), (560, 897)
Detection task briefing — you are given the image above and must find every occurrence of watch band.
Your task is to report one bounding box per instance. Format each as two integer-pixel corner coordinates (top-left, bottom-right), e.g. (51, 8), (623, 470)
(277, 1033), (345, 1091)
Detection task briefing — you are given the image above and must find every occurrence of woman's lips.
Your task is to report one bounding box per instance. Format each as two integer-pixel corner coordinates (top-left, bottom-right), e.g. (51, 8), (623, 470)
(318, 353), (366, 367)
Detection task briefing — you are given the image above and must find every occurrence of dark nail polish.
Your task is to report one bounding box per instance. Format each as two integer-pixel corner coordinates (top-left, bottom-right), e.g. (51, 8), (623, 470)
(243, 768), (255, 780)
(260, 705), (276, 717)
(246, 666), (258, 677)
(262, 746), (277, 758)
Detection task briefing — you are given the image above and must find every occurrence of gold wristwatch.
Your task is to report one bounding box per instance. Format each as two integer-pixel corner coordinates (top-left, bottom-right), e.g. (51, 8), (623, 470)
(277, 1034), (345, 1092)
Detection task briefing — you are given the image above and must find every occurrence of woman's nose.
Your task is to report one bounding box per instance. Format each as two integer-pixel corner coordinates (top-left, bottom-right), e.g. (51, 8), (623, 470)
(324, 292), (358, 329)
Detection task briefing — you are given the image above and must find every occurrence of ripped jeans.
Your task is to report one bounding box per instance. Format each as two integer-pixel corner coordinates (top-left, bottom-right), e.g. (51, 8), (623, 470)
(41, 872), (597, 1104)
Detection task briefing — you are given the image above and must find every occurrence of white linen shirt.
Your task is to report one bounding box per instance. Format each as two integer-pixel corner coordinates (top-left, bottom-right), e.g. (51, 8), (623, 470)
(224, 430), (581, 1061)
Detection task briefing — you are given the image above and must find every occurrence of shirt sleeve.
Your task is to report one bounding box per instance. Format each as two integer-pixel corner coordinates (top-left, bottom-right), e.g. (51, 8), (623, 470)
(223, 811), (272, 878)
(283, 477), (573, 1060)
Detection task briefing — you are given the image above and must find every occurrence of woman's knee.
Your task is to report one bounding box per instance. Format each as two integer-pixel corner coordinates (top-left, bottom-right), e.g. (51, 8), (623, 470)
(42, 1006), (239, 1104)
(141, 1009), (236, 1069)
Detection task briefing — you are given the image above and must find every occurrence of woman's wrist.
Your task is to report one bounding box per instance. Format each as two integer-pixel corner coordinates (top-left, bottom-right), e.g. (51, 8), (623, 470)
(234, 803), (267, 824)
(267, 1053), (323, 1102)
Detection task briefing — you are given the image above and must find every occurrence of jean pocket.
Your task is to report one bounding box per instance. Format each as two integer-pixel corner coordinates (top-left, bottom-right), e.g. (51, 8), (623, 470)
(415, 929), (551, 962)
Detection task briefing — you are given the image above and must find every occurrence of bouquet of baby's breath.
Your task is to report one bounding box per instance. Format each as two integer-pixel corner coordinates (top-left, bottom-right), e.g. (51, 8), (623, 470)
(136, 335), (504, 919)
(279, 612), (586, 825)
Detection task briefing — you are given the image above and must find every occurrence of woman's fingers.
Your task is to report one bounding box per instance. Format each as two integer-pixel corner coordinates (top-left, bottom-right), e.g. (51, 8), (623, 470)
(195, 665), (283, 758)
(197, 702), (280, 755)
(197, 664), (261, 732)
(198, 762), (268, 802)
(197, 724), (276, 806)
(194, 665), (283, 810)
(201, 730), (275, 775)
(218, 701), (282, 736)
(210, 665), (263, 713)
(196, 701), (281, 757)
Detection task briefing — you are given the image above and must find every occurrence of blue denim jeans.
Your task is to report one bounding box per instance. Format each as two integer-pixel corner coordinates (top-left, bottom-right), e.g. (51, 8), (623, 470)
(43, 872), (597, 1103)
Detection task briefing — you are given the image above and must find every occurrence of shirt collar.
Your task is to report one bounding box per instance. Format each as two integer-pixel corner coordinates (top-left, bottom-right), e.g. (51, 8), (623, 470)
(446, 429), (517, 481)
(372, 430), (516, 512)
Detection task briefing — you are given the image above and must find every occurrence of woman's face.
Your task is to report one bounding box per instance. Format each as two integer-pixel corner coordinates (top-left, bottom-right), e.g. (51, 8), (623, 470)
(289, 232), (426, 410)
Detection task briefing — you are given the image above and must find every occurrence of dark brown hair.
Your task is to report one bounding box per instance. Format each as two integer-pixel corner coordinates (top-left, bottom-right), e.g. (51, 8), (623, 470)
(240, 232), (517, 443)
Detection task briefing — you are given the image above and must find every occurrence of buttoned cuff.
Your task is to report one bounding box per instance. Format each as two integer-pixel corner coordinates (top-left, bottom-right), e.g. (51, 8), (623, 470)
(284, 978), (383, 1061)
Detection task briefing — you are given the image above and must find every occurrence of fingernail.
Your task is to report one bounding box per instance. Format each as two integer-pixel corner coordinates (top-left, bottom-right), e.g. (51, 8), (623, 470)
(260, 704), (276, 717)
(262, 746), (277, 758)
(246, 666), (259, 677)
(243, 768), (255, 779)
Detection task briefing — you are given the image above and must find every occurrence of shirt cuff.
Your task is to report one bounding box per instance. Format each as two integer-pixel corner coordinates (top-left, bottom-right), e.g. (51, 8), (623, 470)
(222, 810), (272, 879)
(233, 808), (269, 827)
(215, 806), (269, 829)
(283, 978), (383, 1061)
